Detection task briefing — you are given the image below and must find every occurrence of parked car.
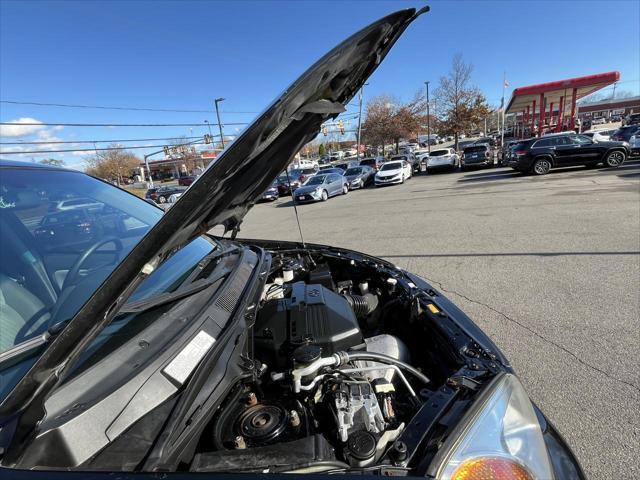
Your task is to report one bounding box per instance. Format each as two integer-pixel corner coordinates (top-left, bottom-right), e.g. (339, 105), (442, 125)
(320, 167), (346, 176)
(178, 175), (198, 186)
(622, 113), (640, 126)
(274, 174), (298, 195)
(456, 140), (475, 152)
(167, 193), (183, 204)
(294, 173), (348, 202)
(359, 157), (385, 171)
(629, 132), (640, 157)
(472, 136), (496, 147)
(506, 133), (629, 174)
(259, 183), (280, 202)
(343, 165), (375, 189)
(390, 153), (419, 173)
(581, 129), (615, 142)
(610, 125), (640, 142)
(500, 140), (524, 166)
(460, 144), (494, 170)
(591, 117), (606, 125)
(610, 114), (622, 123)
(333, 161), (359, 171)
(145, 186), (187, 204)
(34, 209), (99, 247)
(425, 148), (459, 172)
(287, 167), (318, 186)
(290, 159), (319, 170)
(0, 9), (583, 480)
(375, 160), (412, 186)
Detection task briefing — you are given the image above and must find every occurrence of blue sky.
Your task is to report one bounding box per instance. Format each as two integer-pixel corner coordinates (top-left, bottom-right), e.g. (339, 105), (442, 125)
(1, 0), (639, 168)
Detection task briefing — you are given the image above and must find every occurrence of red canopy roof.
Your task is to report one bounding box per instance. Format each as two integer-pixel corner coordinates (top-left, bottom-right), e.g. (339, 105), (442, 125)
(506, 71), (620, 114)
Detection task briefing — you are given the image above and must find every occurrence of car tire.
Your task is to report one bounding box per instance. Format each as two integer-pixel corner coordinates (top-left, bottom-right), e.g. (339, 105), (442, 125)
(158, 196), (166, 203)
(321, 190), (328, 201)
(342, 184), (348, 195)
(604, 150), (626, 168)
(531, 157), (552, 175)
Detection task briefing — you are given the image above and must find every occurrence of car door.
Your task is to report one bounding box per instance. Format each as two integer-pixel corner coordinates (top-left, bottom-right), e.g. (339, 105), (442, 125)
(551, 136), (576, 166)
(327, 174), (339, 195)
(574, 134), (603, 163)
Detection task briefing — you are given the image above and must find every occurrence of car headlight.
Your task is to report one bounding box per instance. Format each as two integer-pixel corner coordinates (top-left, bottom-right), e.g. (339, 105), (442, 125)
(430, 374), (554, 480)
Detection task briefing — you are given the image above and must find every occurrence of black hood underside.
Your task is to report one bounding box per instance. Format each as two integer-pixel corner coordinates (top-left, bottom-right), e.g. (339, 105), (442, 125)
(0, 5), (430, 451)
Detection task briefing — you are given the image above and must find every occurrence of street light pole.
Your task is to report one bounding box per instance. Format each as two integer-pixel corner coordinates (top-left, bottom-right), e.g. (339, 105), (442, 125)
(204, 119), (213, 137)
(424, 81), (431, 154)
(214, 98), (225, 149)
(356, 83), (368, 158)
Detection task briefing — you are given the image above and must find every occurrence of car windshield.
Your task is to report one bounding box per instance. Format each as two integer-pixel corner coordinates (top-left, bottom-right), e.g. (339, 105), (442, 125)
(429, 150), (449, 156)
(391, 155), (407, 161)
(0, 167), (216, 397)
(360, 159), (375, 165)
(345, 167), (363, 175)
(380, 162), (402, 171)
(304, 175), (326, 185)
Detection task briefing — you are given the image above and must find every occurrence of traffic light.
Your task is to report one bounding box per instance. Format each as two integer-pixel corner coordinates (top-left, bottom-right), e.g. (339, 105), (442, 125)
(322, 126), (328, 136)
(204, 134), (213, 144)
(338, 120), (344, 135)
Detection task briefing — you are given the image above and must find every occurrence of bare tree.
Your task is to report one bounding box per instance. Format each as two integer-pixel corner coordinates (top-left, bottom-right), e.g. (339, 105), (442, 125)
(362, 93), (428, 153)
(39, 158), (65, 166)
(434, 54), (491, 149)
(85, 144), (141, 185)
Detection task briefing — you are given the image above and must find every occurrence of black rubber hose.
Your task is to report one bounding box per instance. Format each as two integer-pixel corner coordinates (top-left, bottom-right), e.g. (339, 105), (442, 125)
(343, 293), (378, 318)
(272, 460), (350, 473)
(346, 351), (430, 385)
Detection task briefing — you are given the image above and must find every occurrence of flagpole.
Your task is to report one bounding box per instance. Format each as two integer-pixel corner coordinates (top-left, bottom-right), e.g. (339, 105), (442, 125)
(500, 71), (507, 148)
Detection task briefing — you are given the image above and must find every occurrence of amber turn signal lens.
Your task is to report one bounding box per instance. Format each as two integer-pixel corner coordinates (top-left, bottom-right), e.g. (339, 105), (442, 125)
(452, 457), (533, 480)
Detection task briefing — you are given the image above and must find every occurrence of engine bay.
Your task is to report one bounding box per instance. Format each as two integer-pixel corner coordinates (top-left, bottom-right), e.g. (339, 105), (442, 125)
(191, 248), (499, 474)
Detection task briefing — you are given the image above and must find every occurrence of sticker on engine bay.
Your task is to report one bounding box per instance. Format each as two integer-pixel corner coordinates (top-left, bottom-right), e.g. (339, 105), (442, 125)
(163, 330), (216, 385)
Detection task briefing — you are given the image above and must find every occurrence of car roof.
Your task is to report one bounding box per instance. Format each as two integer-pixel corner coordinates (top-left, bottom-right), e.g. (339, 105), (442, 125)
(0, 158), (77, 172)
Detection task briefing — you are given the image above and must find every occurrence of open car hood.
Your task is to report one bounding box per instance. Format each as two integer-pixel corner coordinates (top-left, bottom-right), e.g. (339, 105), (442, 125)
(0, 6), (429, 434)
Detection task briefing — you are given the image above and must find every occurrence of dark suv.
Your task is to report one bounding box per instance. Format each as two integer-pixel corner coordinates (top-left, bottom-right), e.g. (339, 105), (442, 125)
(461, 144), (494, 170)
(610, 125), (640, 142)
(506, 133), (629, 175)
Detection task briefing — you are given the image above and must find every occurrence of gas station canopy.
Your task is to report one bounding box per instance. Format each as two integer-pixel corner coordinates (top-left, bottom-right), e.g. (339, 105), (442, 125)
(505, 71), (620, 136)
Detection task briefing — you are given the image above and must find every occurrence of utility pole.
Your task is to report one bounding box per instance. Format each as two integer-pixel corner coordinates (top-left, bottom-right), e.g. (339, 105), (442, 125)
(143, 153), (154, 188)
(214, 97), (225, 149)
(424, 81), (431, 154)
(356, 83), (368, 158)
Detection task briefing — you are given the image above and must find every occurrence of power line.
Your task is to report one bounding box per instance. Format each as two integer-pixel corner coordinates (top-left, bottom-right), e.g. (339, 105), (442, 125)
(0, 100), (259, 114)
(0, 142), (209, 155)
(0, 134), (226, 145)
(0, 121), (247, 127)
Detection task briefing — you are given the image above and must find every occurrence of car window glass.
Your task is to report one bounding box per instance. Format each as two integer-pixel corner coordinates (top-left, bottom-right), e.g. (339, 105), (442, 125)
(535, 138), (554, 147)
(574, 135), (592, 145)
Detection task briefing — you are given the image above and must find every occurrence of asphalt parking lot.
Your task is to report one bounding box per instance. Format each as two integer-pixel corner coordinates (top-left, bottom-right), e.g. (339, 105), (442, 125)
(241, 161), (640, 479)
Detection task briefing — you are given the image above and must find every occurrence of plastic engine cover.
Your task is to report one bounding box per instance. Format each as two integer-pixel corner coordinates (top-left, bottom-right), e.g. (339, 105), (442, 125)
(254, 282), (363, 368)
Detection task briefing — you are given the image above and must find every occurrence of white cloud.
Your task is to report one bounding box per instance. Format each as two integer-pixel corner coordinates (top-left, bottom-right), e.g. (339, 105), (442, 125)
(71, 150), (90, 157)
(0, 117), (46, 137)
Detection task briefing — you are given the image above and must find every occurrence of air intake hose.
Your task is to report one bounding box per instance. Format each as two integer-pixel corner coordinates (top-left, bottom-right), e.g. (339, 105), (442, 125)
(343, 293), (378, 319)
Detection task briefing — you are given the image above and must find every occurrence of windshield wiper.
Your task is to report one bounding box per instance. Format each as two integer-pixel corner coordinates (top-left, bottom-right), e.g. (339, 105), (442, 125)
(119, 278), (217, 314)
